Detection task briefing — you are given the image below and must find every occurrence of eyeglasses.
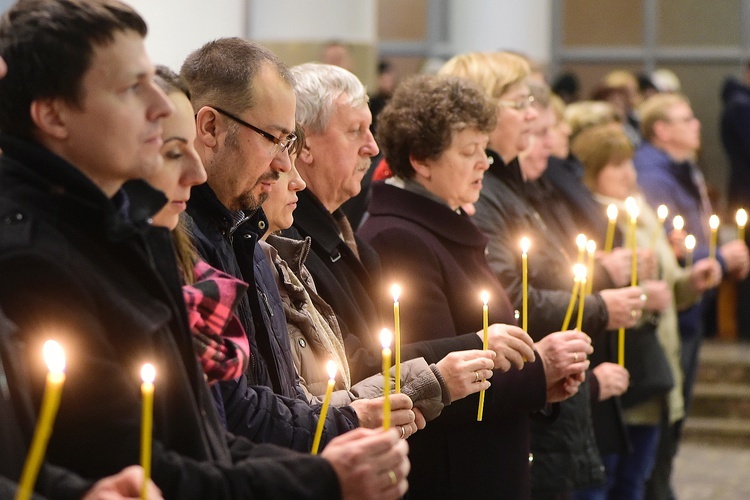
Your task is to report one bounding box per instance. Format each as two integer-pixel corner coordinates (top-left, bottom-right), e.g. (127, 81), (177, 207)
(498, 94), (536, 111)
(212, 106), (297, 155)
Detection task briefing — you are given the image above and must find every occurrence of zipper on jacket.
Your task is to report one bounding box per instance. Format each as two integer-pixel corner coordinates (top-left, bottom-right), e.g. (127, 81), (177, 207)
(258, 286), (274, 318)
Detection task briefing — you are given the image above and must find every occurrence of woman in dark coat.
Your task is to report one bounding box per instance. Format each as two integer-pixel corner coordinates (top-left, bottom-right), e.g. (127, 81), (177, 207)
(359, 74), (592, 499)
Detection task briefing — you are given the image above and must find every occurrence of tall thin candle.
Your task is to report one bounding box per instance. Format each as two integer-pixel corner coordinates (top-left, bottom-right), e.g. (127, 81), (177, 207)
(585, 240), (596, 295)
(16, 341), (66, 500)
(140, 364), (155, 500)
(562, 264), (585, 330)
(605, 204), (618, 253)
(576, 233), (587, 264)
(390, 284), (401, 394)
(709, 215), (720, 260)
(575, 267), (588, 331)
(685, 234), (696, 267)
(629, 203), (639, 287)
(651, 204), (668, 248)
(380, 329), (392, 430)
(520, 237), (530, 332)
(311, 361), (337, 455)
(673, 215), (684, 232)
(737, 209), (747, 241)
(477, 291), (490, 421)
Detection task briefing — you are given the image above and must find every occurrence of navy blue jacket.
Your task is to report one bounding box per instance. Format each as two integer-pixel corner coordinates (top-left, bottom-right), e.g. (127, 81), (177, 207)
(721, 77), (750, 211)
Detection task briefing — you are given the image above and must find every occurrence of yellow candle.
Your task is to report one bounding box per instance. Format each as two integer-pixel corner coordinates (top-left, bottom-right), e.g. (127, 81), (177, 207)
(140, 363), (155, 500)
(576, 233), (587, 264)
(311, 361), (337, 455)
(685, 234), (696, 267)
(477, 291), (489, 421)
(618, 326), (626, 367)
(585, 240), (596, 295)
(575, 267), (588, 331)
(390, 284), (401, 394)
(673, 215), (684, 232)
(380, 329), (392, 430)
(737, 209), (747, 241)
(709, 215), (719, 260)
(605, 204), (618, 253)
(520, 237), (530, 332)
(562, 264), (585, 330)
(629, 204), (639, 287)
(651, 204), (668, 248)
(16, 341), (66, 500)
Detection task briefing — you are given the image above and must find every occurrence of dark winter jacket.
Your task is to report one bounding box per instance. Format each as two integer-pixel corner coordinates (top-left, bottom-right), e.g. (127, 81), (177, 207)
(0, 135), (340, 499)
(721, 77), (750, 211)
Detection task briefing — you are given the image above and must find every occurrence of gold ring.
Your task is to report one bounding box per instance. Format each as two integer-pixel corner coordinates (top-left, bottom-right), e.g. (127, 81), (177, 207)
(387, 469), (397, 486)
(474, 371), (480, 383)
(631, 309), (637, 318)
(573, 352), (579, 362)
(399, 425), (406, 439)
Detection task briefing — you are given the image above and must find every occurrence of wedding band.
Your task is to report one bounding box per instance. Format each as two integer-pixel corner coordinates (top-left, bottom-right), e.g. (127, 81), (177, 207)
(474, 370), (480, 383)
(387, 469), (397, 486)
(399, 425), (406, 439)
(573, 352), (579, 362)
(640, 293), (647, 302)
(631, 309), (637, 318)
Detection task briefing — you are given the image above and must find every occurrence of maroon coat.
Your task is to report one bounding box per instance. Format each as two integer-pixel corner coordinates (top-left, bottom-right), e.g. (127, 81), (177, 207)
(359, 182), (547, 499)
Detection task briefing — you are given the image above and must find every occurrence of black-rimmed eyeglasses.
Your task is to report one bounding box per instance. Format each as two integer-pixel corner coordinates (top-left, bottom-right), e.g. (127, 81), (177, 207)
(212, 106), (297, 155)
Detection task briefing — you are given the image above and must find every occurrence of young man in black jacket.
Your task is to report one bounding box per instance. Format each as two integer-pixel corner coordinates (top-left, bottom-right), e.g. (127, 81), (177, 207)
(0, 1), (407, 499)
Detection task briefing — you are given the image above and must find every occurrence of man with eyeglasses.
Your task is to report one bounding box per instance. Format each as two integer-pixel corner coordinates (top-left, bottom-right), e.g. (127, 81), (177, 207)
(181, 38), (411, 500)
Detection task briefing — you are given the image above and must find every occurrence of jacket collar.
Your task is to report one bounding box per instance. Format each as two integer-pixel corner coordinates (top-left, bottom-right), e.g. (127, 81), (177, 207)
(486, 148), (524, 194)
(187, 182), (269, 238)
(368, 181), (488, 247)
(266, 233), (311, 277)
(292, 189), (346, 255)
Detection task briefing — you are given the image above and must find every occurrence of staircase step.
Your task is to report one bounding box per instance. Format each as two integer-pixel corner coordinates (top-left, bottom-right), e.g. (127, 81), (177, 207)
(690, 382), (750, 419)
(682, 417), (750, 447)
(696, 341), (750, 384)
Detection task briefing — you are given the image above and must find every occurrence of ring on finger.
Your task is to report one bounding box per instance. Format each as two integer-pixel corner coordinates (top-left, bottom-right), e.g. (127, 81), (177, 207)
(631, 309), (637, 318)
(573, 352), (579, 362)
(474, 370), (480, 383)
(399, 425), (406, 439)
(387, 469), (397, 486)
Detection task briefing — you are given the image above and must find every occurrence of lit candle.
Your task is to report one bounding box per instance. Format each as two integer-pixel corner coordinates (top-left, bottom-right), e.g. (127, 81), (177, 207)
(390, 284), (401, 394)
(311, 361), (337, 455)
(140, 363), (155, 500)
(562, 264), (585, 330)
(672, 215), (684, 232)
(520, 237), (530, 332)
(477, 291), (489, 421)
(16, 341), (66, 500)
(737, 209), (747, 241)
(628, 201), (639, 287)
(605, 204), (618, 253)
(380, 328), (392, 430)
(651, 204), (668, 248)
(585, 240), (596, 295)
(709, 215), (720, 260)
(575, 266), (588, 331)
(685, 234), (696, 267)
(576, 233), (587, 264)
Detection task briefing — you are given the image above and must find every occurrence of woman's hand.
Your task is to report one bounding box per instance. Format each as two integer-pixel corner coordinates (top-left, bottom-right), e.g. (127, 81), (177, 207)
(475, 324), (535, 371)
(435, 349), (496, 402)
(592, 362), (630, 401)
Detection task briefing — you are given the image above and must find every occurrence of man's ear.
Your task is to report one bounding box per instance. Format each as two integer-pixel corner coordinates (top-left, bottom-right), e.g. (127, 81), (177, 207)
(410, 154), (431, 180)
(29, 98), (68, 140)
(195, 106), (219, 148)
(653, 119), (669, 143)
(297, 140), (313, 166)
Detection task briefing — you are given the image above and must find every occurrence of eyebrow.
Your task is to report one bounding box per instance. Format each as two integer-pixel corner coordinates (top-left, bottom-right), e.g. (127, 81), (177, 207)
(163, 137), (188, 144)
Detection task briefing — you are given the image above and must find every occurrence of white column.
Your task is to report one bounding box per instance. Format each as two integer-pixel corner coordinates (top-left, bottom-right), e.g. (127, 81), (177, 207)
(447, 0), (551, 65)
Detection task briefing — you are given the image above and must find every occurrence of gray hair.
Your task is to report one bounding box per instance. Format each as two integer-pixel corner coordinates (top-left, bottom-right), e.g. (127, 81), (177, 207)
(290, 63), (368, 134)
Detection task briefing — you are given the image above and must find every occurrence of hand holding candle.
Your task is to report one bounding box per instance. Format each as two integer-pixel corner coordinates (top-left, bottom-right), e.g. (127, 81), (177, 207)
(390, 284), (401, 394)
(311, 361), (337, 455)
(16, 341), (66, 500)
(685, 234), (696, 267)
(140, 363), (155, 500)
(520, 237), (530, 332)
(737, 209), (747, 241)
(477, 291), (489, 421)
(605, 204), (618, 253)
(380, 329), (392, 430)
(709, 215), (720, 260)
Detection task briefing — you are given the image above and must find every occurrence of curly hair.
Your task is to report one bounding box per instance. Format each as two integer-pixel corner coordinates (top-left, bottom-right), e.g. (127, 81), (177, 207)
(376, 74), (496, 179)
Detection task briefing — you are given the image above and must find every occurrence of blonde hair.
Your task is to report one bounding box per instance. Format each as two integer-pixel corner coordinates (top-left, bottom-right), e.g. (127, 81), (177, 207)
(638, 93), (691, 142)
(564, 100), (621, 141)
(570, 124), (634, 191)
(438, 51), (531, 99)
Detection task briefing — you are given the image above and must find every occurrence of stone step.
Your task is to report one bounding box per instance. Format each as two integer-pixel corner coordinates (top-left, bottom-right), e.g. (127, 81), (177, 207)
(690, 382), (750, 419)
(681, 417), (750, 448)
(696, 340), (750, 384)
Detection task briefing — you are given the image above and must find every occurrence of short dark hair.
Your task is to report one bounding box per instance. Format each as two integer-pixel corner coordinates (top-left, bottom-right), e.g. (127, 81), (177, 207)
(155, 65), (190, 101)
(180, 37), (293, 115)
(376, 74), (496, 179)
(0, 0), (147, 139)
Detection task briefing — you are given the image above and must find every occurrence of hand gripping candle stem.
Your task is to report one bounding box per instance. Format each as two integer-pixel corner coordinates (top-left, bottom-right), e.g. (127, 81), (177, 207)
(520, 237), (530, 333)
(16, 341), (66, 500)
(390, 284), (401, 394)
(737, 209), (747, 241)
(380, 329), (392, 430)
(140, 363), (155, 500)
(562, 264), (585, 330)
(311, 361), (337, 455)
(477, 291), (490, 421)
(605, 204), (618, 253)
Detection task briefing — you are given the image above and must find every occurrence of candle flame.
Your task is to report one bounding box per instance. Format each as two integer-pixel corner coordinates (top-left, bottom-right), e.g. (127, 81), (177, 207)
(141, 363), (156, 384)
(576, 233), (587, 250)
(737, 209), (748, 228)
(326, 360), (337, 381)
(657, 204), (668, 221)
(629, 204), (639, 221)
(43, 340), (65, 374)
(520, 236), (530, 254)
(573, 263), (587, 281)
(709, 214), (720, 230)
(685, 234), (696, 251)
(480, 290), (489, 305)
(673, 215), (684, 231)
(390, 283), (401, 302)
(586, 240), (596, 254)
(380, 328), (392, 349)
(607, 204), (618, 221)
(625, 196), (636, 215)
